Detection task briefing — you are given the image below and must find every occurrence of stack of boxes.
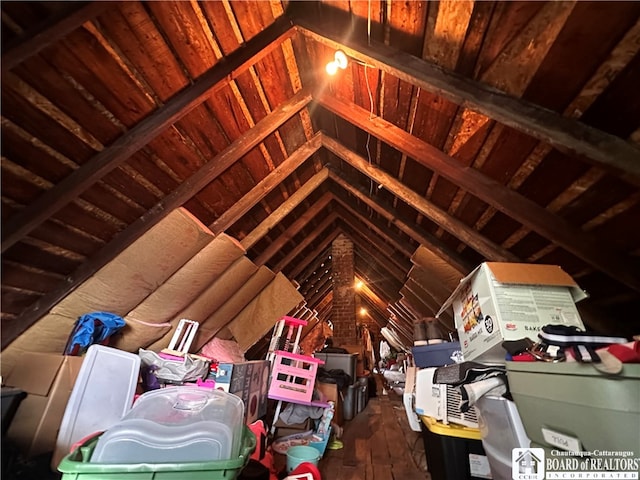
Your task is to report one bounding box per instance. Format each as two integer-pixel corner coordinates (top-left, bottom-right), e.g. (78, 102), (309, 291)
(433, 262), (640, 476)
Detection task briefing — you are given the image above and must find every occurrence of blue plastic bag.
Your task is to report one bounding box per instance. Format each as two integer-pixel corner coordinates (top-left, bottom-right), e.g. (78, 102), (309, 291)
(64, 311), (126, 355)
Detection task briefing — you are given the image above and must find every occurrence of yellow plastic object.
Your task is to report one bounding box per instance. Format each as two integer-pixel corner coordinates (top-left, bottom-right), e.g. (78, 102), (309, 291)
(420, 415), (482, 441)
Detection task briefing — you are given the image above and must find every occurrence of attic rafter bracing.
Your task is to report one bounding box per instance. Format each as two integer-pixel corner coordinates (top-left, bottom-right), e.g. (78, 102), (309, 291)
(240, 167), (329, 250)
(330, 203), (414, 275)
(327, 169), (473, 274)
(273, 211), (339, 272)
(210, 132), (322, 234)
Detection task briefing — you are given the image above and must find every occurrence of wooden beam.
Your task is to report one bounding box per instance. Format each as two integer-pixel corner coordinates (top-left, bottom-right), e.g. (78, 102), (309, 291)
(241, 167), (329, 250)
(332, 200), (413, 259)
(286, 228), (343, 280)
(1, 89), (309, 349)
(353, 251), (404, 302)
(319, 103), (640, 293)
(210, 132), (322, 234)
(306, 276), (334, 308)
(329, 170), (472, 274)
(254, 191), (332, 266)
(302, 269), (331, 298)
(273, 211), (339, 272)
(1, 16), (296, 252)
(353, 247), (406, 290)
(296, 20), (640, 182)
(322, 133), (519, 262)
(301, 268), (331, 297)
(359, 292), (389, 324)
(2, 2), (110, 71)
(333, 206), (412, 278)
(289, 245), (333, 284)
(388, 303), (414, 326)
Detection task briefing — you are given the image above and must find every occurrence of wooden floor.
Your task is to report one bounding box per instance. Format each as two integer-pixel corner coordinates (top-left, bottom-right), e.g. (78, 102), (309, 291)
(316, 375), (430, 480)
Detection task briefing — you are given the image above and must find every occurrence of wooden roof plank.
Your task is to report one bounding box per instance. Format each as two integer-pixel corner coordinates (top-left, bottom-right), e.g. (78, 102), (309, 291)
(296, 20), (640, 183)
(255, 190), (332, 266)
(328, 169), (472, 274)
(322, 133), (519, 263)
(1, 88), (309, 349)
(240, 167), (329, 250)
(210, 132), (322, 235)
(2, 2), (110, 72)
(1, 16), (295, 252)
(318, 98), (640, 293)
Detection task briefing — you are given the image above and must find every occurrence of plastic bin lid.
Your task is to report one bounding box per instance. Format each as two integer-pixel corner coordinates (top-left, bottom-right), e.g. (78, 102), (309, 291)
(126, 386), (244, 426)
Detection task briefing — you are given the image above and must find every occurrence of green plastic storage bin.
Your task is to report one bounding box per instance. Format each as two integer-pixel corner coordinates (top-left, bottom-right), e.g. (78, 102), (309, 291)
(506, 361), (640, 453)
(57, 425), (256, 480)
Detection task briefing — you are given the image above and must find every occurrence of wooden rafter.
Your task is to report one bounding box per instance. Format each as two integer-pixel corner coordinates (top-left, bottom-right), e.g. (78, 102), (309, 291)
(1, 87), (310, 349)
(240, 167), (329, 250)
(328, 170), (472, 274)
(296, 19), (640, 182)
(273, 211), (339, 272)
(322, 133), (519, 262)
(2, 2), (111, 71)
(1, 15), (296, 252)
(210, 132), (322, 234)
(318, 101), (640, 293)
(254, 191), (332, 266)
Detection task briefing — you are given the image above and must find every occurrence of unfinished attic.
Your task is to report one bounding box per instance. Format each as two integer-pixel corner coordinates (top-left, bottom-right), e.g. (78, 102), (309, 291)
(1, 1), (639, 479)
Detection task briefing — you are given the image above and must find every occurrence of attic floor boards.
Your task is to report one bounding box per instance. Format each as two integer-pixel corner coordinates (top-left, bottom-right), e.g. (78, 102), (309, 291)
(274, 374), (429, 479)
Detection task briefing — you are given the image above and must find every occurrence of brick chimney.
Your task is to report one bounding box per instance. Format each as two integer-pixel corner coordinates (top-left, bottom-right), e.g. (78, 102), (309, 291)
(331, 234), (357, 345)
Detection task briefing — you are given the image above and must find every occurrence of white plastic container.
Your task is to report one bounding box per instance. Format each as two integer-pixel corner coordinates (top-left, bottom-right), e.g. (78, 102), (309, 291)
(475, 395), (529, 480)
(92, 386), (245, 464)
(53, 345), (140, 469)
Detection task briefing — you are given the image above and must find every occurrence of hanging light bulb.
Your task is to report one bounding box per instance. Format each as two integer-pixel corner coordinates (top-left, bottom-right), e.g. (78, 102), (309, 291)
(334, 50), (348, 70)
(326, 51), (348, 76)
(326, 60), (338, 76)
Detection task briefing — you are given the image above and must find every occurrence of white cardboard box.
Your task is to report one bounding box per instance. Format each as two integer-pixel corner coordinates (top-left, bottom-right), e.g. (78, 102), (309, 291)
(436, 262), (587, 363)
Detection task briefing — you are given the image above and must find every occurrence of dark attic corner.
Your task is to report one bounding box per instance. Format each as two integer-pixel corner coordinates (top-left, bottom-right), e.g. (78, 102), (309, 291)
(1, 1), (639, 479)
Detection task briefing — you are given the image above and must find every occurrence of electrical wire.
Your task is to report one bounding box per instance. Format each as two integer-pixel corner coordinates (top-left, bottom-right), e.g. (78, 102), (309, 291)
(365, 0), (374, 201)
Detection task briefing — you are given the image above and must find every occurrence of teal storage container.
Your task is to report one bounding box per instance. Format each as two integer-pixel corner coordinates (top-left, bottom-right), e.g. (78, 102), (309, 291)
(57, 426), (255, 480)
(506, 361), (640, 453)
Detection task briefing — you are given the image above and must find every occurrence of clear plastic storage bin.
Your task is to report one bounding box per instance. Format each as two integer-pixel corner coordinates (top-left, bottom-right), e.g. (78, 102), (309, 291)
(92, 387), (245, 464)
(57, 425), (256, 480)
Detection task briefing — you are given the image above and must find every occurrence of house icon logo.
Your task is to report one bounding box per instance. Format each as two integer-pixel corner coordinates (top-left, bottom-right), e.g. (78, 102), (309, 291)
(512, 448), (545, 480)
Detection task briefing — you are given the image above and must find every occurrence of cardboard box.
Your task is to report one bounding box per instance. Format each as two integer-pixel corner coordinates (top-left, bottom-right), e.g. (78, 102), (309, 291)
(437, 263), (587, 363)
(4, 353), (84, 457)
(273, 417), (313, 439)
(215, 360), (270, 424)
(315, 380), (343, 426)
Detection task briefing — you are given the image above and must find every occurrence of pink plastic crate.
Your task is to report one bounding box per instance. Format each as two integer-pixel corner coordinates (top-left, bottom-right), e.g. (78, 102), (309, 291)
(268, 351), (324, 404)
